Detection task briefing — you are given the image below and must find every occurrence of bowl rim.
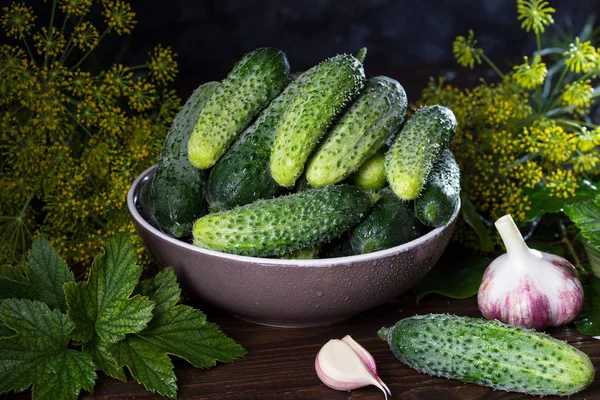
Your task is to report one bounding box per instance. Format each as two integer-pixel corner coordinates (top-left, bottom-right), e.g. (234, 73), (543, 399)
(128, 164), (461, 268)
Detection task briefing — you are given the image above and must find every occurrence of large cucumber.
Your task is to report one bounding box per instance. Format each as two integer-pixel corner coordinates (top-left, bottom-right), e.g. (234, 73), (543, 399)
(188, 47), (289, 169)
(306, 76), (406, 187)
(379, 314), (594, 396)
(193, 186), (371, 257)
(349, 187), (421, 254)
(139, 82), (219, 237)
(270, 54), (365, 187)
(385, 105), (457, 200)
(415, 150), (460, 227)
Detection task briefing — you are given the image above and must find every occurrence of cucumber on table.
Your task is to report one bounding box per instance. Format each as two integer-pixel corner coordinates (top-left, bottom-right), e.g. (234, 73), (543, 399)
(188, 47), (289, 169)
(193, 186), (371, 257)
(306, 76), (407, 187)
(415, 149), (460, 227)
(139, 81), (219, 237)
(379, 314), (594, 396)
(270, 54), (365, 187)
(350, 149), (386, 191)
(385, 105), (457, 200)
(349, 186), (421, 254)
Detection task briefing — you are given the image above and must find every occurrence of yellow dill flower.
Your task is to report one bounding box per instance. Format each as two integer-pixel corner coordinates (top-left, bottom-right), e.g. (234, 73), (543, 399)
(58, 0), (92, 16)
(41, 61), (69, 86)
(1, 2), (36, 39)
(103, 64), (133, 96)
(87, 83), (114, 106)
(538, 124), (576, 163)
(573, 153), (600, 174)
(147, 44), (178, 84)
(18, 78), (41, 109)
(76, 100), (99, 126)
(561, 79), (594, 109)
(563, 38), (599, 73)
(68, 70), (92, 96)
(72, 21), (99, 51)
(102, 0), (136, 35)
(33, 26), (66, 57)
(512, 55), (547, 89)
(128, 80), (157, 112)
(0, 45), (27, 79)
(509, 160), (543, 188)
(576, 127), (600, 152)
(517, 0), (555, 34)
(98, 105), (126, 135)
(453, 30), (483, 69)
(546, 169), (578, 198)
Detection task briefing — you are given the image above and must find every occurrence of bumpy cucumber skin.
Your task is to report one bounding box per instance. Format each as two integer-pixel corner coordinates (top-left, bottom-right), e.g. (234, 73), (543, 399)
(193, 186), (371, 257)
(270, 54), (365, 187)
(205, 94), (289, 211)
(415, 150), (460, 227)
(350, 149), (386, 191)
(349, 187), (421, 254)
(385, 105), (457, 200)
(306, 76), (407, 187)
(139, 82), (219, 237)
(379, 314), (594, 396)
(188, 48), (289, 169)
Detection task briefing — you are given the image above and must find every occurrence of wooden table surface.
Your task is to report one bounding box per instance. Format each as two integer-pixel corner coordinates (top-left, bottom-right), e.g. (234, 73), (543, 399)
(76, 292), (599, 399)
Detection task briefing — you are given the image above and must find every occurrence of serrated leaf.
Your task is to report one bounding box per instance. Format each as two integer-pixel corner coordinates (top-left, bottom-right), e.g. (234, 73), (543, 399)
(83, 338), (126, 382)
(584, 240), (600, 278)
(413, 256), (489, 303)
(111, 268), (247, 398)
(64, 233), (155, 343)
(564, 196), (600, 250)
(0, 236), (74, 311)
(575, 276), (600, 336)
(527, 180), (598, 222)
(0, 298), (97, 400)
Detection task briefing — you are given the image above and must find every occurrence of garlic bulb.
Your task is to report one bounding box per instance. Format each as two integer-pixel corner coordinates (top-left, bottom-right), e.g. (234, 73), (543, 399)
(478, 214), (584, 330)
(315, 336), (390, 398)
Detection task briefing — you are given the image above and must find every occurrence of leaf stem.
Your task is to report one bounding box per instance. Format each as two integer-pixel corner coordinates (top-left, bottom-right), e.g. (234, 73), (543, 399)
(560, 220), (585, 274)
(45, 0), (57, 68)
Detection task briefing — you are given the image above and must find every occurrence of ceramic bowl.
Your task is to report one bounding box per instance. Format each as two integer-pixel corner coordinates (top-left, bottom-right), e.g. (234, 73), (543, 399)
(128, 165), (460, 327)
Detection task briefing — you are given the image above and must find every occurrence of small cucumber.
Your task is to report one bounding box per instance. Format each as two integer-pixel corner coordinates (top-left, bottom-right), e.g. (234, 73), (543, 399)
(349, 187), (421, 254)
(379, 314), (594, 396)
(139, 82), (219, 237)
(278, 245), (320, 260)
(193, 186), (371, 257)
(270, 54), (365, 187)
(385, 105), (457, 200)
(306, 76), (407, 187)
(415, 150), (460, 227)
(188, 48), (289, 169)
(350, 149), (386, 191)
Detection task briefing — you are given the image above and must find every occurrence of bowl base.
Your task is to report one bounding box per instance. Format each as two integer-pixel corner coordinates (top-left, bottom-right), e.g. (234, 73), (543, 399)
(231, 313), (350, 328)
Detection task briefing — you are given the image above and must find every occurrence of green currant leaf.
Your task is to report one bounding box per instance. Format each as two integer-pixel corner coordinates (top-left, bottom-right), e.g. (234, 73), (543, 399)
(64, 233), (155, 344)
(83, 337), (126, 382)
(526, 180), (597, 222)
(564, 195), (600, 250)
(0, 235), (74, 311)
(110, 268), (247, 398)
(0, 298), (97, 400)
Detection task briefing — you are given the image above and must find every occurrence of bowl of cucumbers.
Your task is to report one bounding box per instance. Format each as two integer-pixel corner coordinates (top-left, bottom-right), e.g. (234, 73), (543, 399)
(128, 47), (461, 327)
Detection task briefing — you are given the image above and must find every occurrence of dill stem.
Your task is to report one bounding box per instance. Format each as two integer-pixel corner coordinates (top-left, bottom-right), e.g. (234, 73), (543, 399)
(481, 53), (504, 79)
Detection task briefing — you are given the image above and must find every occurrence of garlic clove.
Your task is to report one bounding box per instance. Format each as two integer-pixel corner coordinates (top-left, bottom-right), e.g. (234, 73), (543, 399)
(341, 335), (391, 396)
(315, 338), (389, 399)
(477, 214), (584, 330)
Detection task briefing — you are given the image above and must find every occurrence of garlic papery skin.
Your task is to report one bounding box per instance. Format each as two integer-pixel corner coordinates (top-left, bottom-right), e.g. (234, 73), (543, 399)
(315, 338), (389, 399)
(478, 214), (584, 330)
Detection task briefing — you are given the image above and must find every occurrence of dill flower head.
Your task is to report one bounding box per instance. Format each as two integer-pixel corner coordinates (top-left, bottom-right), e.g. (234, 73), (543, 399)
(517, 0), (555, 34)
(561, 79), (594, 109)
(102, 0), (136, 35)
(563, 37), (599, 73)
(546, 169), (578, 198)
(103, 64), (133, 96)
(574, 153), (600, 174)
(453, 30), (483, 69)
(0, 45), (27, 81)
(512, 55), (547, 89)
(68, 70), (93, 97)
(147, 44), (178, 84)
(33, 26), (66, 57)
(1, 2), (36, 39)
(129, 80), (157, 112)
(537, 123), (576, 163)
(576, 127), (600, 152)
(509, 160), (543, 189)
(58, 0), (92, 16)
(72, 21), (99, 51)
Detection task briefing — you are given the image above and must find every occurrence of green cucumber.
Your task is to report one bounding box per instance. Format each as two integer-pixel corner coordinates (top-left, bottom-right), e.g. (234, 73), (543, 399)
(385, 105), (456, 200)
(379, 314), (594, 396)
(306, 76), (406, 187)
(188, 47), (289, 169)
(193, 186), (371, 257)
(349, 187), (421, 254)
(205, 94), (288, 211)
(279, 245), (320, 260)
(270, 54), (365, 187)
(320, 234), (355, 258)
(350, 149), (386, 191)
(415, 150), (460, 227)
(139, 82), (219, 237)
